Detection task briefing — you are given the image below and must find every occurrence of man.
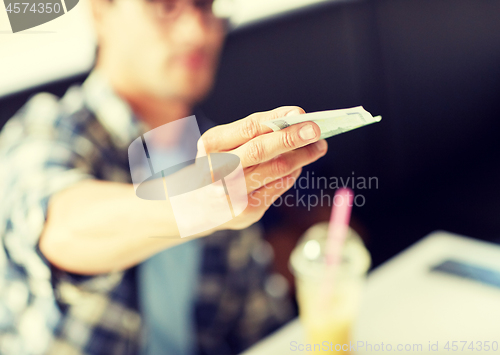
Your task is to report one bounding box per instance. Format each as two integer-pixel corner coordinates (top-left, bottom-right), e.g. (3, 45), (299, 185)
(0, 0), (328, 354)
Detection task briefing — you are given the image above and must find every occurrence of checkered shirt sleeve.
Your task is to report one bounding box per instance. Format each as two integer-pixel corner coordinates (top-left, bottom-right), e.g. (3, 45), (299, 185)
(0, 91), (142, 355)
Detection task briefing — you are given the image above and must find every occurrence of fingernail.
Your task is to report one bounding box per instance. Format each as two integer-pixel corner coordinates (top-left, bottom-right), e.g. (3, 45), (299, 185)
(299, 124), (316, 140)
(315, 139), (327, 152)
(286, 109), (301, 117)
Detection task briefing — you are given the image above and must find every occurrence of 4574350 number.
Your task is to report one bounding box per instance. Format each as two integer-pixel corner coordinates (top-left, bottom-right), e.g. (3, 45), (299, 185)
(5, 2), (61, 14)
(444, 341), (499, 352)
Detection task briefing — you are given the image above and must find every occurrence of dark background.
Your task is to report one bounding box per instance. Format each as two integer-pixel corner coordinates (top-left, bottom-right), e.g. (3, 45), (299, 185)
(1, 0), (499, 275)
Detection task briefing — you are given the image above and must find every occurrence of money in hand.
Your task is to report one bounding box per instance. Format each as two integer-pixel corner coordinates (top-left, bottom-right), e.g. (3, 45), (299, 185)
(263, 106), (382, 140)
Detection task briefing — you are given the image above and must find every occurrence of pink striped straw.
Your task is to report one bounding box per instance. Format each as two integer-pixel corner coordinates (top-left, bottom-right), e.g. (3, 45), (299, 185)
(319, 188), (354, 306)
(325, 188), (354, 267)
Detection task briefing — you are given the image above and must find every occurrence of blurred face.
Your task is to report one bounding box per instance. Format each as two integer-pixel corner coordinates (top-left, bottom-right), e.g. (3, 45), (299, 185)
(93, 0), (226, 104)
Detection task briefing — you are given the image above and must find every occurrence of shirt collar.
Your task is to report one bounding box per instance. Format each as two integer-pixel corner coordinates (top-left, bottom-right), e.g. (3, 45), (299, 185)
(82, 70), (150, 149)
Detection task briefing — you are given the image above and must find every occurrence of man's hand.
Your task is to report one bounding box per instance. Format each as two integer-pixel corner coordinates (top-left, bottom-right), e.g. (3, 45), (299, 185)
(199, 106), (328, 230)
(39, 107), (327, 274)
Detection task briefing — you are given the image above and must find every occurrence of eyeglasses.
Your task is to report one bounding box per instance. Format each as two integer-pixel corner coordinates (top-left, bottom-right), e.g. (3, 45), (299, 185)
(146, 0), (233, 24)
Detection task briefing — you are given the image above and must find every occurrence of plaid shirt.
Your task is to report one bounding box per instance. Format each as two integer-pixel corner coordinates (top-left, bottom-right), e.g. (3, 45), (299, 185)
(0, 72), (293, 355)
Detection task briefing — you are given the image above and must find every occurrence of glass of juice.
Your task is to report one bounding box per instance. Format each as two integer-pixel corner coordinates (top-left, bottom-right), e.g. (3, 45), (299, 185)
(290, 222), (371, 353)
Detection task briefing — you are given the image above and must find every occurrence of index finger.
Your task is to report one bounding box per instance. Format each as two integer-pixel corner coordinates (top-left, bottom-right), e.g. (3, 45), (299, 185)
(233, 121), (321, 167)
(200, 106), (305, 153)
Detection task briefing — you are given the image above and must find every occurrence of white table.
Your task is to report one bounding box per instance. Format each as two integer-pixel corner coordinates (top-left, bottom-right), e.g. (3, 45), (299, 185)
(242, 231), (500, 354)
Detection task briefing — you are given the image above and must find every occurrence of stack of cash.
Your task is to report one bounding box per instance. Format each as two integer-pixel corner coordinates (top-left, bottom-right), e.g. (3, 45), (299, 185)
(263, 106), (382, 140)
